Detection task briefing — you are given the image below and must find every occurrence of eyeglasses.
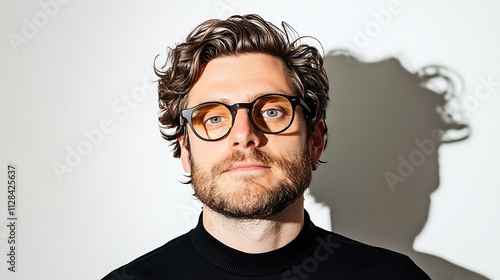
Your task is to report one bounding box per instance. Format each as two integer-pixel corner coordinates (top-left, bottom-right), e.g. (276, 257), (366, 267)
(181, 94), (312, 141)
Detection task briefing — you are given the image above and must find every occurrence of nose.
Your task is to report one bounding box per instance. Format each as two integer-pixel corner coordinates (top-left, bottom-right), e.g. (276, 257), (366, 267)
(227, 108), (262, 149)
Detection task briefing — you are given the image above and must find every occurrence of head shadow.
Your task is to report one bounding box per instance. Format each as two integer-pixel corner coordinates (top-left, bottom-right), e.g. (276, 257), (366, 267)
(309, 50), (490, 279)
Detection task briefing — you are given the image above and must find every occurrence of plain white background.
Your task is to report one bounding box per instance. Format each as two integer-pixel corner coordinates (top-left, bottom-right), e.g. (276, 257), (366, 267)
(0, 0), (499, 279)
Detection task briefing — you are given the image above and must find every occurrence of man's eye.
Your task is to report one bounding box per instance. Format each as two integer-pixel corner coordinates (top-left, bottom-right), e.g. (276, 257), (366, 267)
(205, 116), (223, 124)
(262, 109), (283, 118)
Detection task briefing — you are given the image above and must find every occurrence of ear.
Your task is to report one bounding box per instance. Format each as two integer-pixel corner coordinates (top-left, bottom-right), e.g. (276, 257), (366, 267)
(309, 119), (326, 164)
(179, 135), (191, 173)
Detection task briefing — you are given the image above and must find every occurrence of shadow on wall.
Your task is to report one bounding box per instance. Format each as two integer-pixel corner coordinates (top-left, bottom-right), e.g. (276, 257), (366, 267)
(310, 51), (490, 279)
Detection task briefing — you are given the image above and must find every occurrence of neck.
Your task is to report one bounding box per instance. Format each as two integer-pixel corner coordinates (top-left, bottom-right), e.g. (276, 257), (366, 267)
(202, 196), (305, 254)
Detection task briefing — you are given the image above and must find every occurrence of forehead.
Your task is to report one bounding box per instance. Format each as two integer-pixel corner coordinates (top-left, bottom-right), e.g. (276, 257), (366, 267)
(187, 53), (295, 106)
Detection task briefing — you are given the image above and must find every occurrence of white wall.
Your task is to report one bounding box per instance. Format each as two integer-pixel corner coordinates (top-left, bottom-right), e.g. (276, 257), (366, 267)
(0, 0), (498, 279)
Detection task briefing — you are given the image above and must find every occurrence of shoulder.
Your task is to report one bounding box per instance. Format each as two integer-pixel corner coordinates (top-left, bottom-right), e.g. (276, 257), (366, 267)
(313, 227), (430, 279)
(101, 231), (193, 280)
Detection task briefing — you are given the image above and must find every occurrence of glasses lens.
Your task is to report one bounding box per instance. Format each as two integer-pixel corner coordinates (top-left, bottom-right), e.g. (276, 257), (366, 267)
(191, 103), (232, 140)
(251, 95), (293, 133)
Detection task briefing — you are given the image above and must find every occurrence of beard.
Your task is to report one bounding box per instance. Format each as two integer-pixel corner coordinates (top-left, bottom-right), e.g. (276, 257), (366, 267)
(189, 147), (312, 219)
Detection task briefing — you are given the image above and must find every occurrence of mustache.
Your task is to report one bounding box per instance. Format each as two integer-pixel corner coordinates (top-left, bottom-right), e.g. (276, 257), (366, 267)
(211, 149), (279, 176)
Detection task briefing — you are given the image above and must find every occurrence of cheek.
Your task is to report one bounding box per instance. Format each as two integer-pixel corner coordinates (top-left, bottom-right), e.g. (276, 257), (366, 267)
(189, 139), (223, 167)
(295, 119), (310, 149)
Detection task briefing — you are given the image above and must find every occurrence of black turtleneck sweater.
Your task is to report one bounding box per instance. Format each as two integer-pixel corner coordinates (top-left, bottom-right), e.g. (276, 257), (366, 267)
(102, 211), (429, 279)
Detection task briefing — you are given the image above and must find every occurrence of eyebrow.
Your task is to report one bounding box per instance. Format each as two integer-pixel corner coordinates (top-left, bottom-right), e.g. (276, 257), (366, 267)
(213, 97), (231, 105)
(205, 91), (292, 105)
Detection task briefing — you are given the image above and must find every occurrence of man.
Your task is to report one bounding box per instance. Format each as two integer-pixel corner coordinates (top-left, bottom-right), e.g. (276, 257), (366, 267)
(103, 14), (430, 279)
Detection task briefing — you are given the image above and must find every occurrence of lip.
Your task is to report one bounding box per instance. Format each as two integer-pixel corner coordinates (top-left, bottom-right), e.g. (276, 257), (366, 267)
(225, 162), (270, 173)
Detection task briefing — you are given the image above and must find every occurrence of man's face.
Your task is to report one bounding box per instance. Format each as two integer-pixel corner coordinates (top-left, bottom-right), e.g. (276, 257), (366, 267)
(180, 53), (324, 219)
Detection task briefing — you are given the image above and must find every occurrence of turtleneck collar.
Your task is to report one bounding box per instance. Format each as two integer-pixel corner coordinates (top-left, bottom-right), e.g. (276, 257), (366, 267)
(189, 210), (318, 276)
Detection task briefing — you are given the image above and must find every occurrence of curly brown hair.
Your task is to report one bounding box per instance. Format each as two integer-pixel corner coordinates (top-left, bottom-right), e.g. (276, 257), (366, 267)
(155, 14), (329, 158)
